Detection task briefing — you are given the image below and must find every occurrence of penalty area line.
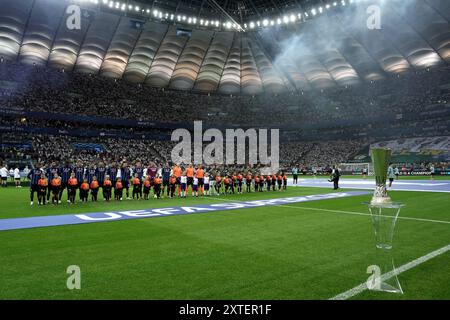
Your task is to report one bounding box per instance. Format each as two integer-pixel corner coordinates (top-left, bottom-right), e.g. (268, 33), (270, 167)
(329, 243), (450, 300)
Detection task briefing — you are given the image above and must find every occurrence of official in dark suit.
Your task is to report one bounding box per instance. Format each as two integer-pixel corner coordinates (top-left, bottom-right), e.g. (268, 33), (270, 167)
(329, 166), (341, 190)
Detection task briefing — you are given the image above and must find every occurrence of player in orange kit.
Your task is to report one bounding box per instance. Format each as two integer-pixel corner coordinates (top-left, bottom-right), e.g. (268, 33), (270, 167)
(143, 176), (151, 200)
(115, 178), (123, 201)
(80, 179), (90, 202)
(50, 173), (61, 205)
(67, 173), (78, 204)
(90, 176), (100, 201)
(245, 172), (252, 193)
(37, 173), (49, 205)
(103, 175), (112, 202)
(196, 165), (205, 196)
(132, 173), (141, 200)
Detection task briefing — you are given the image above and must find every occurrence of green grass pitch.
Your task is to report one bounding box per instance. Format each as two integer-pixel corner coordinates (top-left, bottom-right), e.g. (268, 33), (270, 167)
(0, 182), (449, 300)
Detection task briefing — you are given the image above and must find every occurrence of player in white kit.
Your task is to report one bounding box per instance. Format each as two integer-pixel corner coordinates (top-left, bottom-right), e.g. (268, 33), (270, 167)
(204, 173), (210, 196)
(14, 167), (21, 187)
(180, 174), (187, 198)
(192, 176), (199, 197)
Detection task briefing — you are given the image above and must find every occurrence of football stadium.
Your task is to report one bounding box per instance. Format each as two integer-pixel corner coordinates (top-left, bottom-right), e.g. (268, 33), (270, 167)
(0, 0), (449, 307)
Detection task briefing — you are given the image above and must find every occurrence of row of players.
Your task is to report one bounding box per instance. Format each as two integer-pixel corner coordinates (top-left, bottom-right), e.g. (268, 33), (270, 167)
(27, 162), (289, 205)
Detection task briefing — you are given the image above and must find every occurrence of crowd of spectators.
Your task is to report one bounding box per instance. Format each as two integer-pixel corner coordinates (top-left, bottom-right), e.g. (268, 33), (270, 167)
(1, 62), (450, 128)
(0, 130), (368, 170)
(0, 116), (171, 137)
(2, 132), (449, 175)
(0, 133), (167, 165)
(299, 140), (365, 168)
(1, 61), (449, 170)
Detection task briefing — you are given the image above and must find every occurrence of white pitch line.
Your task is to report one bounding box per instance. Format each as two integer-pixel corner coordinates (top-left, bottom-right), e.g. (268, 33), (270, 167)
(280, 205), (450, 225)
(208, 197), (450, 225)
(330, 243), (450, 300)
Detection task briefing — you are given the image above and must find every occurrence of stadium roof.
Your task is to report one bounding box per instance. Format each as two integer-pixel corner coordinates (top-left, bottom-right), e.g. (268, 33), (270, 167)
(1, 0), (449, 94)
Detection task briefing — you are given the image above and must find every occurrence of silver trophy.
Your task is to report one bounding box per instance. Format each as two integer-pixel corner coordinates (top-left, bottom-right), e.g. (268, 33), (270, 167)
(366, 148), (404, 294)
(371, 148), (392, 205)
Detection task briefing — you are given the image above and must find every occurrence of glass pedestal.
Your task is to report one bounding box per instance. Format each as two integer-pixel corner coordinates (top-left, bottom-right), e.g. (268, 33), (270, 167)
(365, 202), (405, 294)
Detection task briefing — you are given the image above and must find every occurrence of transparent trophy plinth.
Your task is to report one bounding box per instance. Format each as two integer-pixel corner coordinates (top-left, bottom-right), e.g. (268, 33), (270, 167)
(364, 201), (405, 294)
